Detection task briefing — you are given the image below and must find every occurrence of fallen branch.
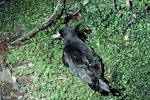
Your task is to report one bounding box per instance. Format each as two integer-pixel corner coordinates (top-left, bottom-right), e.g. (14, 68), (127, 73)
(10, 0), (61, 44)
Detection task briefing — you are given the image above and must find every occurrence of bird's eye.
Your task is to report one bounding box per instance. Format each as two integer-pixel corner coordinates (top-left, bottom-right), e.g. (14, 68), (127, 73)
(59, 29), (64, 33)
(61, 32), (67, 36)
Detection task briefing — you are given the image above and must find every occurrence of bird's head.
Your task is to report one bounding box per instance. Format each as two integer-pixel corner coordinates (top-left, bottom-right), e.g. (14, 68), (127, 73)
(52, 27), (78, 40)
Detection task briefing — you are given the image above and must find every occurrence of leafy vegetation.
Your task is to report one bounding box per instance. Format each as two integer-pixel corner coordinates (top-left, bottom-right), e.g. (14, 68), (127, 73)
(0, 0), (150, 100)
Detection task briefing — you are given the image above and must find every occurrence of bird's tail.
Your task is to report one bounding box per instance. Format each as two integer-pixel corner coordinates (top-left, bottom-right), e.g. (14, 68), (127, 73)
(89, 79), (110, 96)
(89, 79), (122, 96)
(98, 79), (110, 92)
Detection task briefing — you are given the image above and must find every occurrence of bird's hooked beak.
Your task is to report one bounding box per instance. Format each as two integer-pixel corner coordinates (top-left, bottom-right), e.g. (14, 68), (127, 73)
(52, 32), (61, 39)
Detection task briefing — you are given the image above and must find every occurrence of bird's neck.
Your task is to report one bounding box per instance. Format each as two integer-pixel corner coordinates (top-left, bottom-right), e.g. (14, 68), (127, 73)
(63, 37), (81, 48)
(63, 39), (74, 47)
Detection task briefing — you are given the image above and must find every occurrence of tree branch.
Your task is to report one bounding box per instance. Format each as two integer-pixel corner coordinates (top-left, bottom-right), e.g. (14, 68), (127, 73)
(10, 0), (61, 44)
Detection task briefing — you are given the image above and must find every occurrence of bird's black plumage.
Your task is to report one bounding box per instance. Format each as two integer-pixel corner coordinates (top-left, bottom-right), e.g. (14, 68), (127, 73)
(54, 27), (111, 95)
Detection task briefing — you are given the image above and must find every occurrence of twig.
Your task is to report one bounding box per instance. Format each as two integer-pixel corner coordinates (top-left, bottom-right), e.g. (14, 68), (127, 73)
(83, 0), (89, 6)
(48, 77), (67, 82)
(124, 12), (148, 30)
(10, 0), (61, 44)
(66, 7), (81, 15)
(112, 0), (117, 12)
(19, 77), (67, 100)
(66, 0), (89, 16)
(10, 28), (36, 44)
(125, 0), (132, 11)
(41, 0), (61, 27)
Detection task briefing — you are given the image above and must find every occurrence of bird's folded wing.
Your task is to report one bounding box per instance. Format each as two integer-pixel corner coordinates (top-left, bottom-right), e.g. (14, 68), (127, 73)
(63, 44), (95, 84)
